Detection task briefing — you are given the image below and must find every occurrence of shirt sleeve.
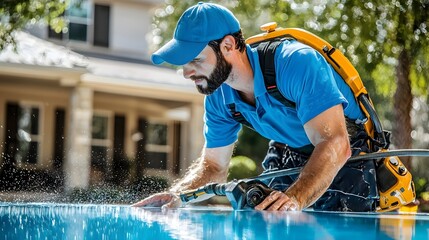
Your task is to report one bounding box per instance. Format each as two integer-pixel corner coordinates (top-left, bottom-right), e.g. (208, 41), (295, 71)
(276, 45), (348, 125)
(204, 95), (242, 148)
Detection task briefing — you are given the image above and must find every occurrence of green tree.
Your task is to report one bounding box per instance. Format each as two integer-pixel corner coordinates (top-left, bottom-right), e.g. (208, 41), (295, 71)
(227, 155), (258, 181)
(0, 0), (67, 50)
(305, 0), (429, 169)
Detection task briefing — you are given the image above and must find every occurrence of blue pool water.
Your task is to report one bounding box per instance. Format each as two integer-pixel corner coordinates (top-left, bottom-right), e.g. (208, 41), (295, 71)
(0, 203), (428, 239)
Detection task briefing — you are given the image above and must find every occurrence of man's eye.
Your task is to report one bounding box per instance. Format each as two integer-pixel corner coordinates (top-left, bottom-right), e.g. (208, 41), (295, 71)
(189, 59), (202, 66)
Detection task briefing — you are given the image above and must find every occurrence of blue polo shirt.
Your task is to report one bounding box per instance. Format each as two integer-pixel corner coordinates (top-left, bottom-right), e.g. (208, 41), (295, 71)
(204, 40), (365, 149)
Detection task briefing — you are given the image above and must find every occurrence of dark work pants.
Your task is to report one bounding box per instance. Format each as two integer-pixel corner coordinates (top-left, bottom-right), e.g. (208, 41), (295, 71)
(261, 138), (378, 212)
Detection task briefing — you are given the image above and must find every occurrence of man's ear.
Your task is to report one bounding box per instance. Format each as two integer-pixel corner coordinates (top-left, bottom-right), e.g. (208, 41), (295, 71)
(220, 35), (236, 55)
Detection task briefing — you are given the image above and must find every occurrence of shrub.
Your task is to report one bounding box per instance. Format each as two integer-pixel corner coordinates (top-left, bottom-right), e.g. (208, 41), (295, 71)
(227, 156), (258, 181)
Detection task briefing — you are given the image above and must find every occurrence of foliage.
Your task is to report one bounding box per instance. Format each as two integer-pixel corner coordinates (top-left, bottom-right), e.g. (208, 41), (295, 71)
(234, 128), (269, 166)
(304, 1), (428, 169)
(410, 44), (429, 97)
(227, 155), (259, 181)
(414, 177), (429, 198)
(414, 176), (429, 212)
(0, 0), (67, 50)
(292, 1), (428, 128)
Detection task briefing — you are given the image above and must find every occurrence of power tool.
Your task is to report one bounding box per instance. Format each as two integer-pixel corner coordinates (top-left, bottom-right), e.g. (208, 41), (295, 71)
(180, 178), (273, 210)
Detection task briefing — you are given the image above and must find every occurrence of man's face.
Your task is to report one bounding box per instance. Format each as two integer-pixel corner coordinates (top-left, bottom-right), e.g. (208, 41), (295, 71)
(183, 45), (232, 95)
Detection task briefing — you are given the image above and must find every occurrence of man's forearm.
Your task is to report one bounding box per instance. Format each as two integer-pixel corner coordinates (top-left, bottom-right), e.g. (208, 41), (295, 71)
(285, 139), (350, 209)
(169, 157), (228, 193)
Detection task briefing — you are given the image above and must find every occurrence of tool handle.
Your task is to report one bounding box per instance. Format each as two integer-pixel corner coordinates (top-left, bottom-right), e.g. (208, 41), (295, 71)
(204, 183), (226, 196)
(179, 182), (228, 203)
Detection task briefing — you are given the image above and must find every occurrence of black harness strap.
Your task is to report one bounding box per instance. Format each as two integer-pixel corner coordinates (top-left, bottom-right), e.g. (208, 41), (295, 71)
(257, 39), (296, 108)
(227, 103), (254, 130)
(227, 39), (297, 130)
(227, 39), (297, 131)
(227, 39), (314, 154)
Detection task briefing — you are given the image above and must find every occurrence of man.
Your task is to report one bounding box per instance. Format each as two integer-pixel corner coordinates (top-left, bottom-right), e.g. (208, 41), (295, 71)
(133, 2), (377, 211)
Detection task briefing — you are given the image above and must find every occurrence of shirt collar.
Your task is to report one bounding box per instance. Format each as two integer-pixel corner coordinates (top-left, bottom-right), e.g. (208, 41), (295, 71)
(219, 45), (268, 107)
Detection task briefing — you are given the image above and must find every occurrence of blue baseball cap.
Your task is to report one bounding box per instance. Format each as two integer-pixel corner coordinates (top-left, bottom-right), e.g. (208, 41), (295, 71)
(151, 2), (240, 65)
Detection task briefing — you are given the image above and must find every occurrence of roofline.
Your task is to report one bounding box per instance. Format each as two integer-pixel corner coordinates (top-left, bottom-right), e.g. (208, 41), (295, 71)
(0, 62), (87, 86)
(0, 61), (204, 103)
(81, 73), (203, 103)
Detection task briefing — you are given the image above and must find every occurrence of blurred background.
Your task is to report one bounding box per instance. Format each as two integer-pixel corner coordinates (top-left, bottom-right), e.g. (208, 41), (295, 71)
(0, 0), (428, 210)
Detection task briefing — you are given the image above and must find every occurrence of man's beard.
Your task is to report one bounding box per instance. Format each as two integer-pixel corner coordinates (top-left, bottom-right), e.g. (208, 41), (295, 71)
(192, 51), (232, 95)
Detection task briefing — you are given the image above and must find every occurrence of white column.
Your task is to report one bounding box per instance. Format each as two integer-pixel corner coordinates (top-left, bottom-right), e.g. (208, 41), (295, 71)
(64, 86), (93, 191)
(41, 104), (54, 167)
(0, 97), (5, 165)
(183, 102), (205, 172)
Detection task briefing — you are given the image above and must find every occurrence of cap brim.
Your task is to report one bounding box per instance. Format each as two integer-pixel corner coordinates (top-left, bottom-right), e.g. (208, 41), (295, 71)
(151, 39), (208, 65)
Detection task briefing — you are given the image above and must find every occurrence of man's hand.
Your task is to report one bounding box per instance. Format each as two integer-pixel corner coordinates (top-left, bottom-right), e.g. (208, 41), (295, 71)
(131, 144), (234, 209)
(131, 192), (182, 209)
(254, 190), (300, 211)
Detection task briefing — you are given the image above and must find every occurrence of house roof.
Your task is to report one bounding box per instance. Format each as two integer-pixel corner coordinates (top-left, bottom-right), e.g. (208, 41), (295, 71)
(85, 56), (193, 90)
(0, 31), (88, 69)
(0, 31), (198, 95)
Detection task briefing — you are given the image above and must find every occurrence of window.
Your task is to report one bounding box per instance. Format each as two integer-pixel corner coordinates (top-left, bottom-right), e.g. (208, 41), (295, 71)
(15, 104), (41, 165)
(47, 1), (111, 47)
(145, 122), (170, 170)
(47, 0), (91, 42)
(91, 113), (111, 170)
(67, 0), (91, 42)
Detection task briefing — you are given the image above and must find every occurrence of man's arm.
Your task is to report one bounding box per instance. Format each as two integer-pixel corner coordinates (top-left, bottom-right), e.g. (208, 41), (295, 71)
(132, 143), (235, 208)
(255, 104), (351, 211)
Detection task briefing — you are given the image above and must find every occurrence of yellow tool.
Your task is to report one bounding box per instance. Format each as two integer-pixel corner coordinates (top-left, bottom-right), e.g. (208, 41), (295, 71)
(376, 154), (416, 212)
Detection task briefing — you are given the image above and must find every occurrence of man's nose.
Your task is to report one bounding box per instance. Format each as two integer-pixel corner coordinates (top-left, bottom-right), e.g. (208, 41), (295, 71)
(182, 64), (196, 79)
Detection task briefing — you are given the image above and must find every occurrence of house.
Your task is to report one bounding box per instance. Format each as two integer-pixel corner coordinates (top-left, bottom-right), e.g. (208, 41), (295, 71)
(0, 0), (205, 191)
